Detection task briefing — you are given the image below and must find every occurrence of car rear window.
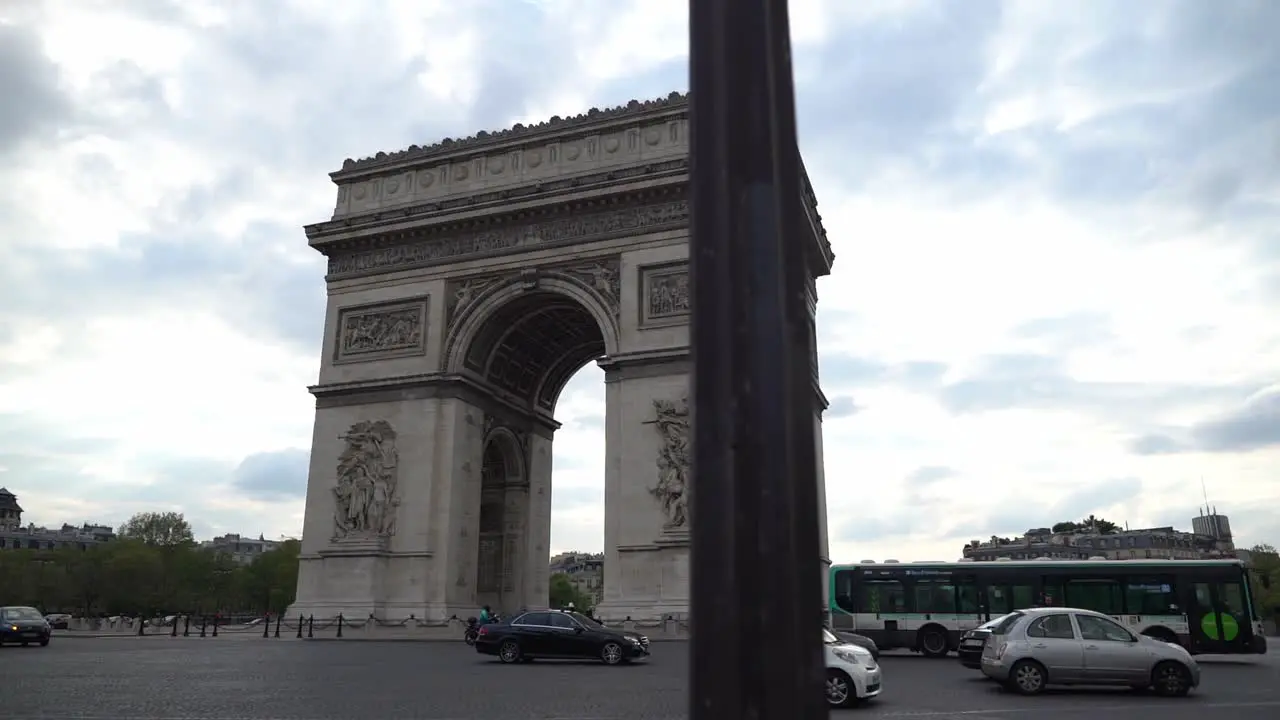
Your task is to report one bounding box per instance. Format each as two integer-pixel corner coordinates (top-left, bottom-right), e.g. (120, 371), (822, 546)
(989, 611), (1024, 635)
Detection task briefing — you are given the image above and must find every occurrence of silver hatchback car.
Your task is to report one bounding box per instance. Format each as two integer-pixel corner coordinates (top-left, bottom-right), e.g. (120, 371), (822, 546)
(980, 607), (1200, 697)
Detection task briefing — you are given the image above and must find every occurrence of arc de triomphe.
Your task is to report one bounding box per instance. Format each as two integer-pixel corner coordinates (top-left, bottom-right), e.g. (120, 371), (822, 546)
(287, 92), (835, 622)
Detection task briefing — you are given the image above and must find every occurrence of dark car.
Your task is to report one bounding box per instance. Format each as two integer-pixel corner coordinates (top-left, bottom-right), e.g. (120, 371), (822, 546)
(1, 606), (52, 647)
(957, 613), (1014, 669)
(832, 629), (880, 659)
(475, 610), (650, 665)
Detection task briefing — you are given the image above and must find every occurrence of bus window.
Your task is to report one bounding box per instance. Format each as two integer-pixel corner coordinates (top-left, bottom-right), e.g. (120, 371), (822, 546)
(1221, 582), (1247, 623)
(913, 580), (957, 614)
(1066, 578), (1123, 614)
(858, 579), (906, 614)
(956, 580), (979, 613)
(1011, 584), (1035, 609)
(834, 568), (855, 607)
(1124, 576), (1176, 615)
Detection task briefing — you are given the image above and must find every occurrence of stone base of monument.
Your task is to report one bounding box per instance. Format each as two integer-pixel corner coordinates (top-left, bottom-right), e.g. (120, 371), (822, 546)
(288, 536), (393, 620)
(595, 527), (690, 624)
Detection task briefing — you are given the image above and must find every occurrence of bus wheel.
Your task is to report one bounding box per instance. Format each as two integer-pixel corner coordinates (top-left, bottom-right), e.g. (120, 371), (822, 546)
(918, 626), (949, 658)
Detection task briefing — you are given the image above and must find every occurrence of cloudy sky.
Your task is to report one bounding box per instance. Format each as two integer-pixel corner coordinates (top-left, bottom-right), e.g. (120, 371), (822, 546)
(2, 0), (1277, 564)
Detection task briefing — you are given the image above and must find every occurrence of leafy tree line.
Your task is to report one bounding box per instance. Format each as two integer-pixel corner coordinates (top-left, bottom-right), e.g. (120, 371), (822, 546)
(549, 572), (597, 612)
(0, 512), (299, 618)
(1250, 544), (1280, 623)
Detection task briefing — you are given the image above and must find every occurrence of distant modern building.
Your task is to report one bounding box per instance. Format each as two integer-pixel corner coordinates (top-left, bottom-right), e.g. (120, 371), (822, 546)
(1192, 506), (1233, 543)
(962, 515), (1237, 562)
(0, 487), (117, 551)
(201, 533), (281, 565)
(550, 551), (604, 606)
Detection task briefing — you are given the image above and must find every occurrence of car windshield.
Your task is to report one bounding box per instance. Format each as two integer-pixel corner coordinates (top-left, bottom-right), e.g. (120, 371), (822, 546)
(5, 607), (43, 621)
(822, 628), (841, 644)
(979, 613), (1014, 630)
(989, 611), (1025, 635)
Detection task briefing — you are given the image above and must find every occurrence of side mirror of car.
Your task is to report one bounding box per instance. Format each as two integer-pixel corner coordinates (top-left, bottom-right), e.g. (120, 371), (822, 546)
(574, 626), (584, 634)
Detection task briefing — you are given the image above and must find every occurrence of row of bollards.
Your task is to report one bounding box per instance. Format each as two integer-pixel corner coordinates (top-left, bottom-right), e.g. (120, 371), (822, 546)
(139, 614), (221, 637)
(134, 613), (364, 640)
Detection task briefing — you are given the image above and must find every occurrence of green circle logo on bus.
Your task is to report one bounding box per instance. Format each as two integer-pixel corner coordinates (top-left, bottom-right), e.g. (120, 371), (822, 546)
(1201, 612), (1239, 641)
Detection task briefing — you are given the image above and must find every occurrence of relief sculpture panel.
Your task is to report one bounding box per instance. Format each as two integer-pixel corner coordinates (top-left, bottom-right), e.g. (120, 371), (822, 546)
(334, 296), (429, 364)
(645, 395), (691, 529)
(641, 262), (690, 325)
(332, 420), (401, 541)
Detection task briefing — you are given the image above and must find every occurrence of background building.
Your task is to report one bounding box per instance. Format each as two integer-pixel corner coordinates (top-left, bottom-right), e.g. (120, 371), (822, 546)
(0, 488), (117, 551)
(549, 551), (604, 606)
(200, 533), (281, 565)
(962, 513), (1237, 562)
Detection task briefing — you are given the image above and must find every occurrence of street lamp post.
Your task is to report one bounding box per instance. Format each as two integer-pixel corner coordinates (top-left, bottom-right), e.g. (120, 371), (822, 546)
(688, 0), (827, 718)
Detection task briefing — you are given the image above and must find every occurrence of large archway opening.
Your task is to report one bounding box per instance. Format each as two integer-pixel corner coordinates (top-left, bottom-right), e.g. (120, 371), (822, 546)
(459, 288), (611, 614)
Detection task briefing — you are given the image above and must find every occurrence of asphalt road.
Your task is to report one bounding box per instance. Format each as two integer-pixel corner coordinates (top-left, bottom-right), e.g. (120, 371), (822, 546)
(3, 638), (1278, 720)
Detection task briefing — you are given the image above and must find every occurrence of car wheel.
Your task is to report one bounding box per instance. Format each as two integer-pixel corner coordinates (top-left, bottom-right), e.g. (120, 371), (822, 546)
(918, 627), (949, 658)
(39, 638), (49, 647)
(1007, 660), (1047, 695)
(1152, 661), (1192, 697)
(601, 641), (624, 666)
(825, 669), (857, 708)
(498, 640), (522, 664)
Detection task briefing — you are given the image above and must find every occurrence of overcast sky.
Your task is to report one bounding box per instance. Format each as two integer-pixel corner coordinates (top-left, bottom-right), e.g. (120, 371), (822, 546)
(2, 0), (1277, 564)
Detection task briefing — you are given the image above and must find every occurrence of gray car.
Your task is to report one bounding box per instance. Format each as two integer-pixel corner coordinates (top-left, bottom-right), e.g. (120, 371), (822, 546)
(980, 607), (1200, 697)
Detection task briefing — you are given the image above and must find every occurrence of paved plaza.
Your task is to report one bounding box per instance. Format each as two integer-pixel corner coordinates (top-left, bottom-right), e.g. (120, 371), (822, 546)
(3, 637), (1278, 719)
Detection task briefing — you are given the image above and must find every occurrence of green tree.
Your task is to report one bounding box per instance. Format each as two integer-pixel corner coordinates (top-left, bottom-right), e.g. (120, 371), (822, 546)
(1248, 544), (1279, 621)
(242, 540), (301, 615)
(549, 572), (594, 612)
(118, 511), (194, 546)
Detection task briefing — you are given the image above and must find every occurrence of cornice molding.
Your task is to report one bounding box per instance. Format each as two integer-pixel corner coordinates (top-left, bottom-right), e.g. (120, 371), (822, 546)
(334, 92), (689, 179)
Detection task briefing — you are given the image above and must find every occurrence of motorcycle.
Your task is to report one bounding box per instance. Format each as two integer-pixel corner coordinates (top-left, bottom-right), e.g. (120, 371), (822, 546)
(463, 613), (501, 645)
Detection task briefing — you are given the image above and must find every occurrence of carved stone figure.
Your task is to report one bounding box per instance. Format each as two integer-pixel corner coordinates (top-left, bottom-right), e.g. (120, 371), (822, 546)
(446, 277), (498, 330)
(332, 420), (401, 540)
(646, 396), (691, 528)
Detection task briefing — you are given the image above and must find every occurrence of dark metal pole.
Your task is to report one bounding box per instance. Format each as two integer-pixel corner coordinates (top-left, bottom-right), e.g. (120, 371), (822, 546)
(688, 0), (826, 718)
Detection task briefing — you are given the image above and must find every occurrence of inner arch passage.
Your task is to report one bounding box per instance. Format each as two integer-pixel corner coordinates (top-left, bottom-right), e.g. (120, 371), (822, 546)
(464, 291), (607, 411)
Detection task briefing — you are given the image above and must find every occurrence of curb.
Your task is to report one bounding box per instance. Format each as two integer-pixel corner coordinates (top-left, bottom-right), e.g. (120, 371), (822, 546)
(301, 636), (689, 643)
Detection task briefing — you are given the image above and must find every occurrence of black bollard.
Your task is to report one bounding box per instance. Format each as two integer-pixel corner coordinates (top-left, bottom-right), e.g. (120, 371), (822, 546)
(274, 613), (281, 638)
(137, 617), (145, 636)
(171, 616), (178, 637)
(307, 614), (314, 639)
(200, 616), (207, 638)
(212, 615), (219, 637)
(296, 615), (303, 639)
(336, 613), (344, 638)
(184, 615), (190, 637)
(263, 614), (271, 638)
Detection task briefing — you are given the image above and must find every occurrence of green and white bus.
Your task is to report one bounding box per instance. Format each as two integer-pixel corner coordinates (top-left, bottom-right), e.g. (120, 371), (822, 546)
(830, 558), (1268, 657)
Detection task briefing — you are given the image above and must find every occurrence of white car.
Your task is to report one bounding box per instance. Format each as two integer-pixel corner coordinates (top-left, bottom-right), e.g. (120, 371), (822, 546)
(824, 627), (882, 708)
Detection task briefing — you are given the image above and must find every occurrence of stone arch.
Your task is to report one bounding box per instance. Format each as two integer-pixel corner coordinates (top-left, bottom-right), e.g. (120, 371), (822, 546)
(475, 426), (527, 612)
(445, 274), (620, 412)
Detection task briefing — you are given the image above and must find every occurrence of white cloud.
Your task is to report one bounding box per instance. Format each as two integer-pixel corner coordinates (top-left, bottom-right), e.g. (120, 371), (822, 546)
(1, 0), (1277, 570)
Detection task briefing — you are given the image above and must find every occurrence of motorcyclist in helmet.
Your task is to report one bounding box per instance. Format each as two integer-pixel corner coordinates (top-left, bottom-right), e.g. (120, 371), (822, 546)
(479, 605), (493, 625)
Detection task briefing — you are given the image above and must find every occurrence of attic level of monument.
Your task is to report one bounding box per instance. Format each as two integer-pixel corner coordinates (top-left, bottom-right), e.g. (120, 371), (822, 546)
(333, 91), (691, 176)
(303, 92), (834, 283)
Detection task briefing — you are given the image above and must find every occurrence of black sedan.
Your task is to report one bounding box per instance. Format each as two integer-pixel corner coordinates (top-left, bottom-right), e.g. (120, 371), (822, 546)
(1, 606), (52, 647)
(958, 614), (1013, 669)
(475, 610), (650, 665)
